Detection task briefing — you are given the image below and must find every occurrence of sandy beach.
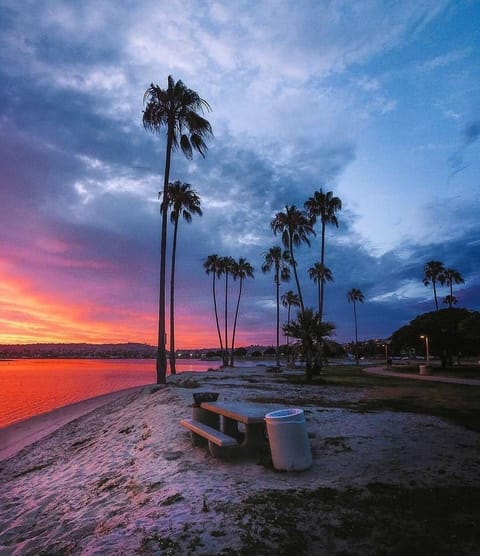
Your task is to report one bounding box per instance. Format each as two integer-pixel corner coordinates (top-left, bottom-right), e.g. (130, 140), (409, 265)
(0, 386), (146, 462)
(1, 366), (479, 555)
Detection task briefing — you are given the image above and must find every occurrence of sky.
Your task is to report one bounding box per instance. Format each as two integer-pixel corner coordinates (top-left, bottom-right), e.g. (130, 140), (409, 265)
(0, 0), (479, 349)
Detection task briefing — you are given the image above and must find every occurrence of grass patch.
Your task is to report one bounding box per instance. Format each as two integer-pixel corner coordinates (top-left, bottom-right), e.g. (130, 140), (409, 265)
(219, 484), (480, 555)
(138, 532), (178, 555)
(71, 436), (93, 448)
(13, 462), (51, 478)
(161, 492), (184, 506)
(279, 365), (480, 431)
(391, 364), (480, 379)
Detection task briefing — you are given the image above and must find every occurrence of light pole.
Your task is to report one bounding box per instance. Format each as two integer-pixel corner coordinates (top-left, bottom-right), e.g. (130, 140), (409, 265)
(384, 341), (391, 366)
(420, 335), (430, 367)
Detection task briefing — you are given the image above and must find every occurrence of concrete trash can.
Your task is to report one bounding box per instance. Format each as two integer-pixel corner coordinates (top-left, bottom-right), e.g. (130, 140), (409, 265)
(419, 365), (429, 376)
(265, 408), (312, 471)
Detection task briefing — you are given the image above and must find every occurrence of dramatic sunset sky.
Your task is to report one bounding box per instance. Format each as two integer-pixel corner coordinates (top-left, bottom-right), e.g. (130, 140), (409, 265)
(1, 1), (479, 349)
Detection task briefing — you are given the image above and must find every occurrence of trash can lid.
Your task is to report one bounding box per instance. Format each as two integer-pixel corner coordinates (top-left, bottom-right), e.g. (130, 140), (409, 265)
(265, 408), (303, 419)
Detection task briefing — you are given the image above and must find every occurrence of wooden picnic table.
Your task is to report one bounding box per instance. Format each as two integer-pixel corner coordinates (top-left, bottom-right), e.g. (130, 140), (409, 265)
(181, 400), (284, 457)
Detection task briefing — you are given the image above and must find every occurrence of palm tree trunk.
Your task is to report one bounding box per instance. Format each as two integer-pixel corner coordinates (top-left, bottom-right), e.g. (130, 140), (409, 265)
(316, 276), (323, 375)
(286, 304), (291, 365)
(275, 273), (280, 367)
(305, 341), (313, 382)
(433, 280), (438, 310)
(156, 131), (173, 384)
(230, 278), (243, 366)
(290, 241), (304, 311)
(169, 218), (179, 375)
(319, 222), (326, 320)
(212, 274), (223, 357)
(318, 280), (322, 317)
(287, 305), (291, 343)
(223, 271), (229, 366)
(353, 301), (359, 365)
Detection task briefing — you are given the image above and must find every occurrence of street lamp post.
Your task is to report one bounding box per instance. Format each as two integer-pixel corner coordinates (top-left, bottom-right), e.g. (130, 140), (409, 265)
(384, 341), (391, 366)
(420, 335), (430, 367)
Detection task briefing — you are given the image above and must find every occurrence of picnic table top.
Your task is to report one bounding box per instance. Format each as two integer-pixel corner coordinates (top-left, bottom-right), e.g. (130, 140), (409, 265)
(200, 401), (284, 424)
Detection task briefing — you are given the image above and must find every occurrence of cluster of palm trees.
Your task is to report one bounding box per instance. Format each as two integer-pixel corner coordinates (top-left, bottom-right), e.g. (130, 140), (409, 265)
(261, 191), (364, 376)
(203, 255), (254, 367)
(423, 261), (465, 311)
(142, 75), (366, 383)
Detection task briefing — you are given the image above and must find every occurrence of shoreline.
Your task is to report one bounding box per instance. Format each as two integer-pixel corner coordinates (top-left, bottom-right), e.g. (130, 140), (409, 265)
(0, 385), (149, 462)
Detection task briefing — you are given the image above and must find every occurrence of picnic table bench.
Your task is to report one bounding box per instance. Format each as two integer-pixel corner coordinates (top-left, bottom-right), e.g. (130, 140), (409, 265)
(180, 418), (238, 456)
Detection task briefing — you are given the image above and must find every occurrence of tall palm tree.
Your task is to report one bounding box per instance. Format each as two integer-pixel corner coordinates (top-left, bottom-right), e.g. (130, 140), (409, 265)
(219, 256), (235, 366)
(143, 76), (212, 383)
(422, 260), (445, 311)
(347, 288), (364, 366)
(271, 205), (314, 311)
(230, 258), (255, 366)
(305, 189), (342, 321)
(164, 181), (202, 375)
(203, 254), (224, 358)
(283, 308), (335, 381)
(262, 246), (291, 367)
(440, 267), (465, 308)
(308, 263), (334, 315)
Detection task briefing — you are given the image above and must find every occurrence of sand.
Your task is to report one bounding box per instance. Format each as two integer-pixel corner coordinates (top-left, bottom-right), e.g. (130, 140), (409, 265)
(0, 366), (478, 555)
(0, 386), (145, 462)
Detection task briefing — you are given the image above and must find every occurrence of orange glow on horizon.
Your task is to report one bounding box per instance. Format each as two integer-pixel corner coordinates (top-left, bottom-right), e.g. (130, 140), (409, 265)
(0, 271), (275, 349)
(0, 271), (154, 345)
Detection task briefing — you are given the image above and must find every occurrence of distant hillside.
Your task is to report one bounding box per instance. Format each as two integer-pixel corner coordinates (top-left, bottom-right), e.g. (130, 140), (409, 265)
(0, 343), (157, 359)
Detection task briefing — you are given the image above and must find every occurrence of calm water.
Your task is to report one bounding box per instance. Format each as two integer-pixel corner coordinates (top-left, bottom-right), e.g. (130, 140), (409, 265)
(0, 358), (220, 428)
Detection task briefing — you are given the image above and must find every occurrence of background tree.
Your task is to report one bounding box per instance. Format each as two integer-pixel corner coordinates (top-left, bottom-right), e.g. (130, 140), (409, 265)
(203, 254), (224, 360)
(143, 76), (212, 383)
(443, 295), (458, 307)
(305, 189), (342, 321)
(164, 181), (202, 375)
(271, 205), (314, 311)
(347, 288), (364, 365)
(458, 311), (480, 344)
(391, 308), (480, 368)
(233, 347), (248, 358)
(283, 308), (336, 381)
(440, 268), (465, 308)
(262, 246), (291, 367)
(422, 260), (445, 311)
(230, 257), (254, 366)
